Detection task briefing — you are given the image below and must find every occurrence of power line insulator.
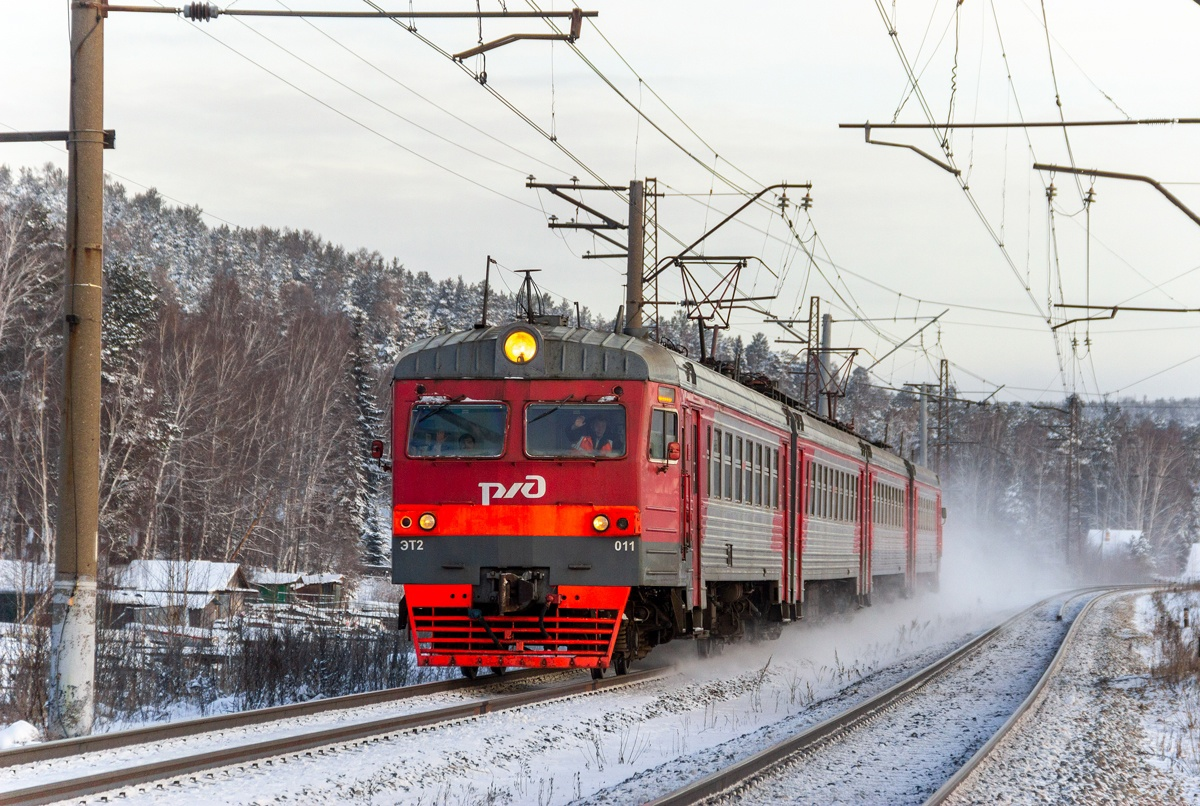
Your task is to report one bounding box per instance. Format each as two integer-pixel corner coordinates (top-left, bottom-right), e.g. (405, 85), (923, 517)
(182, 2), (220, 21)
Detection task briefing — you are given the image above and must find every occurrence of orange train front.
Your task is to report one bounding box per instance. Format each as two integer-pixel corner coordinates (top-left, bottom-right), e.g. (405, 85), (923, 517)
(390, 321), (942, 678)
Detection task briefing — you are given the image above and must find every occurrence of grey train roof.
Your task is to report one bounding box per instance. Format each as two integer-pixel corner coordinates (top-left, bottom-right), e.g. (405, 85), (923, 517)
(394, 324), (939, 486)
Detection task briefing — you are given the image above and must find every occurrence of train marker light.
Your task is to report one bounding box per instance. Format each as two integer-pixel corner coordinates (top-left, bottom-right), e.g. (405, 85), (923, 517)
(418, 513), (437, 530)
(592, 514), (610, 532)
(616, 517), (629, 530)
(503, 329), (538, 363)
(399, 515), (413, 529)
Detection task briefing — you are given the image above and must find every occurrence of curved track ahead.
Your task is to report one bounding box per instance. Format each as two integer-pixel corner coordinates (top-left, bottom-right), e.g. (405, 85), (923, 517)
(646, 586), (1144, 806)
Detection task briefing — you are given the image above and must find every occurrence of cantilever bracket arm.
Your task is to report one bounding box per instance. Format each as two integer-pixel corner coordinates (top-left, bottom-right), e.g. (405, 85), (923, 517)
(647, 182), (810, 283)
(454, 8), (586, 59)
(1034, 163), (1200, 229)
(861, 123), (960, 176)
(1051, 307), (1118, 331)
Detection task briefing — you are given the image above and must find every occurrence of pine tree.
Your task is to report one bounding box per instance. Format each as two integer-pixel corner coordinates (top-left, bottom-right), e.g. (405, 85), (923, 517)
(349, 313), (388, 567)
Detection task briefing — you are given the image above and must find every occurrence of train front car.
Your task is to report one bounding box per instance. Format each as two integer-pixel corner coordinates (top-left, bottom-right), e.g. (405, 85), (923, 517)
(390, 323), (687, 678)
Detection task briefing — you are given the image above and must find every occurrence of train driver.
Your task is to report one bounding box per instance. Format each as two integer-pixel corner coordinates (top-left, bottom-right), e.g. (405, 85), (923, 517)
(573, 417), (615, 455)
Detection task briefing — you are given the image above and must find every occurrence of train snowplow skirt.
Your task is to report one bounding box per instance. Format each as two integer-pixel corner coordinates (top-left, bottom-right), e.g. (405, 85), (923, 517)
(406, 585), (630, 669)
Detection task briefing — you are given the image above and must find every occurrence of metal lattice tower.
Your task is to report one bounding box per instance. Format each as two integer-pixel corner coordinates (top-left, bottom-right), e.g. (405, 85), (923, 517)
(803, 297), (821, 411)
(642, 178), (659, 340)
(936, 359), (949, 475)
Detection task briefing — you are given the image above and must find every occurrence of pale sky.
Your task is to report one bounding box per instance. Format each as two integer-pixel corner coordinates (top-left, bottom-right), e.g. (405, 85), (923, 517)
(3, 1), (1199, 404)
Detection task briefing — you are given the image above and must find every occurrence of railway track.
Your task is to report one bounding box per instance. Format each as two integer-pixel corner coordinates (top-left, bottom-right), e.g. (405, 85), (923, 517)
(924, 586), (1140, 805)
(645, 586), (1141, 806)
(0, 668), (664, 806)
(0, 667), (547, 770)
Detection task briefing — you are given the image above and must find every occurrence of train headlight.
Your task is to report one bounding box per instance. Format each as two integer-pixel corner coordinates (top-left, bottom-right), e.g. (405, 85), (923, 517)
(418, 513), (437, 531)
(503, 329), (538, 364)
(592, 514), (610, 532)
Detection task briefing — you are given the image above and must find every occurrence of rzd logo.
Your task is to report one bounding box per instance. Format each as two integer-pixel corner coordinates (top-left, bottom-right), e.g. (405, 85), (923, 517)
(479, 475), (546, 506)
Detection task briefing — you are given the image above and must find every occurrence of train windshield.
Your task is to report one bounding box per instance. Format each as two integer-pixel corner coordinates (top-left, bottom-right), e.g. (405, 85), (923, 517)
(526, 403), (626, 458)
(408, 403), (506, 458)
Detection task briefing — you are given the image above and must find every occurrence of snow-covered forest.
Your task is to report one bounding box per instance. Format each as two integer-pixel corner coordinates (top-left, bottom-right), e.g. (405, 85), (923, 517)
(1, 163), (1196, 577)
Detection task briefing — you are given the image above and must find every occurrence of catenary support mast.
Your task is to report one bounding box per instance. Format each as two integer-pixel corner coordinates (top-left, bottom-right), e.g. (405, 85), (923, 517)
(50, 0), (105, 739)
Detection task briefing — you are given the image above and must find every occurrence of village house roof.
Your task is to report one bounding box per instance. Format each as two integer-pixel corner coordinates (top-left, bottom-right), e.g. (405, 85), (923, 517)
(111, 560), (251, 595)
(0, 560), (51, 594)
(248, 570), (304, 587)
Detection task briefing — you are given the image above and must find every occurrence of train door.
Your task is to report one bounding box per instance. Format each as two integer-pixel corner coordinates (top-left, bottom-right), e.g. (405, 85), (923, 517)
(858, 466), (872, 605)
(792, 440), (806, 617)
(683, 407), (704, 616)
(905, 475), (917, 594)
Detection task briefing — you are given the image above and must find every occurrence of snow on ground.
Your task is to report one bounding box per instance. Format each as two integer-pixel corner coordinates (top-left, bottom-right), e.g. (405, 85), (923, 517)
(1133, 587), (1200, 804)
(948, 590), (1194, 805)
(50, 593), (1002, 806)
(0, 721), (38, 750)
(37, 542), (1054, 806)
(12, 540), (1200, 804)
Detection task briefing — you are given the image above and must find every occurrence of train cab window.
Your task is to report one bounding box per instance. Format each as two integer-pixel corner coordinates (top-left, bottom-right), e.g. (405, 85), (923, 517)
(525, 403), (626, 458)
(408, 403), (507, 458)
(649, 410), (679, 461)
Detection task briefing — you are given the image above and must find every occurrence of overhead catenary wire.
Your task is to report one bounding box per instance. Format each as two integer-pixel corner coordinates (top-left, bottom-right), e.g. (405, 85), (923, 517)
(162, 3), (545, 213)
(871, 0), (1068, 394)
(274, 0), (575, 176)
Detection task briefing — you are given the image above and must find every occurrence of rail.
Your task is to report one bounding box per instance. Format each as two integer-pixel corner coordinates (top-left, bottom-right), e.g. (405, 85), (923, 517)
(0, 668), (547, 768)
(1, 668), (664, 806)
(924, 586), (1152, 804)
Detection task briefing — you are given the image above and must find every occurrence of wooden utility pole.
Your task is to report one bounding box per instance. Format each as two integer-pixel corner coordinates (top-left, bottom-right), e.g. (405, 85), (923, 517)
(50, 0), (105, 739)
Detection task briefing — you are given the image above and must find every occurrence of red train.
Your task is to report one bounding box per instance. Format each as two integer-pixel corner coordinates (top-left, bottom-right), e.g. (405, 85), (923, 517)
(390, 321), (942, 678)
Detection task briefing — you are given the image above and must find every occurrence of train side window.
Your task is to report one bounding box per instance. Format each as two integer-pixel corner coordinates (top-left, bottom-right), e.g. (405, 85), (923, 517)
(742, 439), (751, 505)
(772, 449), (779, 509)
(754, 444), (763, 507)
(806, 462), (814, 516)
(729, 436), (739, 501)
(724, 433), (734, 500)
(707, 427), (714, 497)
(838, 472), (845, 521)
(649, 409), (679, 461)
(824, 466), (831, 520)
(714, 428), (723, 499)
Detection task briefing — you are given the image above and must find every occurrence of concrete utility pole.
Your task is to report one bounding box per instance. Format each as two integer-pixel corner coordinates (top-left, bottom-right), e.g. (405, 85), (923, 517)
(624, 179), (644, 336)
(50, 0), (104, 739)
(918, 386), (929, 467)
(817, 313), (832, 418)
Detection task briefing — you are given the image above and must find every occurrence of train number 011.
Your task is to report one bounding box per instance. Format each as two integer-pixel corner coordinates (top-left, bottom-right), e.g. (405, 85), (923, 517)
(613, 539), (636, 552)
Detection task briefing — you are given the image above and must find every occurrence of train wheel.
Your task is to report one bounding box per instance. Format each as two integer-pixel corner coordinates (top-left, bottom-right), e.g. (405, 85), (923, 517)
(459, 666), (479, 680)
(590, 667), (605, 681)
(490, 666), (507, 677)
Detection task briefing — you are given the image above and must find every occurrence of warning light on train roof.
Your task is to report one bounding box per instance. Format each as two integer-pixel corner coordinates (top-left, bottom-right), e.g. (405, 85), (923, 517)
(657, 387), (676, 404)
(503, 329), (538, 364)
